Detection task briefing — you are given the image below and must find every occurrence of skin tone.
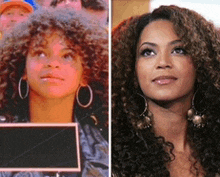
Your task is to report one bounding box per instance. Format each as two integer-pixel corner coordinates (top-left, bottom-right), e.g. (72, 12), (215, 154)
(85, 9), (108, 26)
(0, 5), (30, 35)
(56, 0), (82, 10)
(23, 32), (86, 123)
(36, 0), (51, 7)
(136, 20), (204, 176)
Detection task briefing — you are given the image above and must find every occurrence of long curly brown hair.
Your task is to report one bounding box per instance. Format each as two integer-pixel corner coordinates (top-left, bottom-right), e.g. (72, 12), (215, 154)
(112, 5), (220, 177)
(0, 8), (108, 124)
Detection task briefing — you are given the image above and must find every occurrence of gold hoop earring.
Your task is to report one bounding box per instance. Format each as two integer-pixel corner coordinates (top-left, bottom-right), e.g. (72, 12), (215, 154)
(187, 90), (206, 128)
(136, 93), (152, 129)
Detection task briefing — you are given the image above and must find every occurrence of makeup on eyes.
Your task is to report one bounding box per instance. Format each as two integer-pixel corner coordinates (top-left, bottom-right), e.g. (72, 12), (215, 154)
(138, 40), (187, 58)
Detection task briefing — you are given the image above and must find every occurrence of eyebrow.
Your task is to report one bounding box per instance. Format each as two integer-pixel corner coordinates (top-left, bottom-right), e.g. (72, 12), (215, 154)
(138, 39), (182, 50)
(31, 46), (75, 52)
(62, 47), (77, 51)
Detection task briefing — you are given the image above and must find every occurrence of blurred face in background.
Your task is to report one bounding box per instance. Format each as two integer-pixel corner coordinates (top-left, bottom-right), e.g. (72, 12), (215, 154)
(0, 5), (30, 34)
(85, 9), (108, 26)
(56, 0), (82, 11)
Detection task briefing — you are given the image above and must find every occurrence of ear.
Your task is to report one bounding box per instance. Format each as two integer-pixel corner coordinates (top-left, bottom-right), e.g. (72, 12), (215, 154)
(22, 69), (27, 81)
(80, 76), (88, 87)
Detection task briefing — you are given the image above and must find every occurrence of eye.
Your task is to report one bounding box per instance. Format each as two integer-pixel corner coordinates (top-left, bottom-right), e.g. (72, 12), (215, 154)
(63, 53), (75, 62)
(140, 49), (156, 57)
(6, 12), (12, 16)
(33, 51), (46, 58)
(58, 0), (65, 3)
(172, 47), (187, 55)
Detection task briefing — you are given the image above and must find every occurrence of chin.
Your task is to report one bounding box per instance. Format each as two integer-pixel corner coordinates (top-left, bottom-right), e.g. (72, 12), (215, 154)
(152, 97), (176, 103)
(37, 90), (75, 99)
(149, 93), (192, 106)
(146, 90), (176, 100)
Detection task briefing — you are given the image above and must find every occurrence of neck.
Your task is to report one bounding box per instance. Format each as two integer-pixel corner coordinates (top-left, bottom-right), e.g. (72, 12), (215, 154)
(148, 94), (193, 152)
(29, 92), (75, 123)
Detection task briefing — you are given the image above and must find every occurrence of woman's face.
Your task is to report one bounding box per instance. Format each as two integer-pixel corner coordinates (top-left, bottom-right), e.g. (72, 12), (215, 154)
(24, 32), (85, 99)
(136, 20), (196, 102)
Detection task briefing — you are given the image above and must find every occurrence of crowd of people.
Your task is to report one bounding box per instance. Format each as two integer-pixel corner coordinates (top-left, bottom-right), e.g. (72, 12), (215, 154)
(0, 0), (108, 40)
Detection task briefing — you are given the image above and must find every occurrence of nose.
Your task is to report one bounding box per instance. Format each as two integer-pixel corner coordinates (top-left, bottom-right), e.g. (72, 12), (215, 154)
(45, 57), (60, 69)
(10, 15), (22, 23)
(156, 52), (172, 69)
(10, 16), (18, 23)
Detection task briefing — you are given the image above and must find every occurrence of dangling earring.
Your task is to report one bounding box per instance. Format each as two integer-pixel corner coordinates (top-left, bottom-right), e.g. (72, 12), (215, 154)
(76, 85), (93, 108)
(136, 93), (153, 129)
(187, 90), (206, 128)
(18, 77), (29, 99)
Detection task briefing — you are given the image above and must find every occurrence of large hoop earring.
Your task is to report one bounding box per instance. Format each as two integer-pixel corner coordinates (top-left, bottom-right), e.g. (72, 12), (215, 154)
(76, 85), (93, 108)
(136, 93), (153, 129)
(18, 77), (29, 99)
(187, 89), (206, 128)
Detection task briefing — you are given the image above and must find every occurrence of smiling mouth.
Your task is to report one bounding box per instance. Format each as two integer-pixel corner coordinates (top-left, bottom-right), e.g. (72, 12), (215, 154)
(152, 76), (177, 85)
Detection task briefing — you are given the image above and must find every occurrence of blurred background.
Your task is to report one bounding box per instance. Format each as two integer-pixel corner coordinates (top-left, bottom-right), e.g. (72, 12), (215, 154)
(0, 0), (109, 39)
(112, 0), (220, 28)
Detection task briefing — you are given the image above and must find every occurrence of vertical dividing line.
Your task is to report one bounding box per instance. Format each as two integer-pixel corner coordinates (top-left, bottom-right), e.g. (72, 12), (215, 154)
(108, 0), (112, 176)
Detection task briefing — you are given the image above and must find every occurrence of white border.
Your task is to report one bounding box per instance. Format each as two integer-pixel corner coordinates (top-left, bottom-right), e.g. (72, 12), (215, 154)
(108, 0), (112, 176)
(0, 123), (81, 172)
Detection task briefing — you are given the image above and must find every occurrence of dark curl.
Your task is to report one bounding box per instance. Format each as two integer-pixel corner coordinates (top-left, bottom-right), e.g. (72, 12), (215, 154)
(112, 5), (220, 176)
(0, 8), (108, 124)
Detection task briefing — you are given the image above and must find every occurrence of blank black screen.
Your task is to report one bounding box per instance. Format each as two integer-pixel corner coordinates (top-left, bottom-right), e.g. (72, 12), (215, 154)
(0, 126), (79, 168)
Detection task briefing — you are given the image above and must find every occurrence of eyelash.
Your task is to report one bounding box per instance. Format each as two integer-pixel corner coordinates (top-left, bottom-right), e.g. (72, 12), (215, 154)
(172, 47), (187, 55)
(63, 53), (76, 61)
(32, 50), (77, 63)
(33, 51), (46, 58)
(140, 46), (187, 57)
(140, 48), (155, 57)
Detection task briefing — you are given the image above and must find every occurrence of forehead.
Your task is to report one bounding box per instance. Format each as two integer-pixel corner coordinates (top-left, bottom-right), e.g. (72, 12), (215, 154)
(139, 20), (178, 43)
(30, 31), (72, 48)
(1, 5), (30, 14)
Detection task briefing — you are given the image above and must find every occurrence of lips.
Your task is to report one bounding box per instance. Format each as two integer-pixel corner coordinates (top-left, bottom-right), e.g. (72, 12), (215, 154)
(152, 75), (177, 85)
(40, 74), (64, 82)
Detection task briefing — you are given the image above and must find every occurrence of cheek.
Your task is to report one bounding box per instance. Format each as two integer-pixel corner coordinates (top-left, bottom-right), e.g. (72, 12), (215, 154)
(26, 60), (41, 80)
(0, 16), (9, 26)
(136, 59), (152, 85)
(64, 65), (84, 85)
(178, 60), (196, 84)
(183, 69), (196, 90)
(18, 16), (28, 22)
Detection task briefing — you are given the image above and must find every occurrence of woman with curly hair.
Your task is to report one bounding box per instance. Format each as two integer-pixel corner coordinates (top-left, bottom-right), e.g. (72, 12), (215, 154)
(112, 5), (220, 177)
(0, 7), (108, 176)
